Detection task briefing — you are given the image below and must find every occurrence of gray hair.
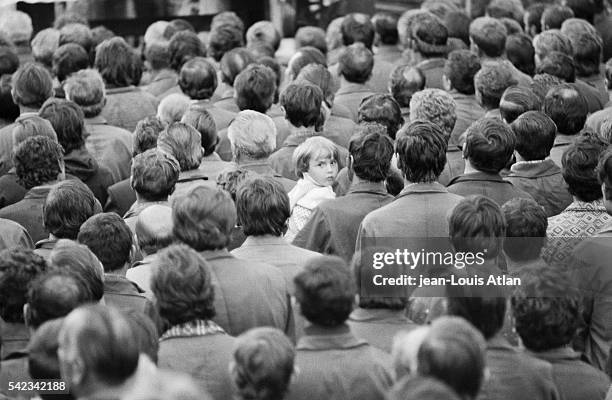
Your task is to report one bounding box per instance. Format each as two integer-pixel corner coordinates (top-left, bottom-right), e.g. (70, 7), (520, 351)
(64, 69), (106, 118)
(227, 110), (276, 160)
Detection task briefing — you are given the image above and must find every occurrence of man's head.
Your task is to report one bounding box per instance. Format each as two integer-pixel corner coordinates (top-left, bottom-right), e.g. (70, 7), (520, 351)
(474, 62), (518, 110)
(246, 21), (281, 51)
(151, 244), (216, 327)
(77, 213), (133, 273)
(144, 42), (170, 73)
(511, 111), (556, 162)
(532, 29), (573, 68)
(294, 255), (355, 327)
(64, 69), (107, 118)
(133, 116), (165, 157)
(11, 62), (54, 109)
(543, 84), (587, 135)
(286, 47), (327, 82)
(348, 123), (393, 183)
(388, 376), (461, 400)
(444, 50), (481, 95)
(389, 65), (425, 108)
(0, 10), (32, 46)
(131, 149), (180, 202)
(13, 135), (64, 190)
(220, 47), (255, 87)
(94, 37), (139, 87)
(28, 318), (65, 383)
(502, 198), (547, 263)
(499, 86), (541, 124)
(295, 26), (327, 54)
(280, 82), (323, 129)
(358, 94), (404, 140)
(58, 305), (139, 397)
(563, 132), (608, 203)
(409, 89), (457, 138)
(234, 64), (277, 113)
(168, 31), (206, 72)
(469, 17), (507, 58)
(11, 115), (57, 145)
(156, 93), (190, 126)
(536, 51), (575, 83)
(542, 5), (574, 30)
(59, 23), (93, 56)
(412, 17), (448, 58)
(236, 177), (290, 238)
(0, 248), (47, 324)
(0, 46), (18, 77)
(39, 98), (86, 154)
(339, 43), (374, 84)
(173, 186), (236, 251)
(181, 107), (218, 157)
(135, 205), (174, 256)
(157, 122), (203, 171)
(464, 118), (516, 174)
(44, 180), (100, 240)
(506, 34), (535, 76)
(295, 63), (337, 108)
(178, 57), (217, 100)
(564, 0), (602, 23)
(524, 3), (547, 37)
(207, 24), (243, 62)
(562, 28), (603, 78)
(341, 13), (375, 49)
(228, 110), (277, 161)
(52, 43), (89, 83)
(446, 288), (507, 340)
(31, 28), (60, 69)
(396, 121), (447, 183)
(450, 195), (507, 259)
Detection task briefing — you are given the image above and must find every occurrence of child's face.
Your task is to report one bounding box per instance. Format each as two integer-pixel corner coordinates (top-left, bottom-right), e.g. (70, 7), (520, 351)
(308, 154), (338, 186)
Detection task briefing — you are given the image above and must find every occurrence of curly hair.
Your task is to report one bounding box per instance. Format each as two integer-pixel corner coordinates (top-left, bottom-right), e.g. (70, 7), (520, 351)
(217, 168), (257, 202)
(0, 248), (47, 322)
(13, 136), (64, 189)
(409, 89), (457, 138)
(151, 244), (216, 328)
(562, 131), (608, 202)
(358, 94), (404, 140)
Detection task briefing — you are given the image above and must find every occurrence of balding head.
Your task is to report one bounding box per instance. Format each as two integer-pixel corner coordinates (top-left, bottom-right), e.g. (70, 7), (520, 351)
(135, 205), (174, 256)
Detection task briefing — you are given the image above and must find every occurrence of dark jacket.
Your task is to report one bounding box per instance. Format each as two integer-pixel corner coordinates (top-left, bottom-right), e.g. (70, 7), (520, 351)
(0, 185), (52, 243)
(103, 273), (159, 324)
(447, 171), (533, 205)
(449, 91), (485, 147)
(104, 178), (136, 217)
(550, 134), (576, 168)
(0, 321), (28, 360)
(84, 116), (133, 182)
(64, 147), (114, 205)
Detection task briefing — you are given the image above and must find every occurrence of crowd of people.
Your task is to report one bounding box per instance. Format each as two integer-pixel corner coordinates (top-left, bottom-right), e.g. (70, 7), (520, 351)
(2, 0), (612, 398)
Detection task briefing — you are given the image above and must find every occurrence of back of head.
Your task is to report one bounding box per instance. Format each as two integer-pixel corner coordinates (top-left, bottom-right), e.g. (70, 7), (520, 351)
(417, 316), (486, 400)
(216, 168), (257, 202)
(246, 21), (281, 51)
(144, 21), (169, 48)
(28, 318), (64, 380)
(13, 135), (63, 190)
(0, 10), (33, 45)
(207, 24), (244, 62)
(31, 28), (60, 68)
(464, 117), (515, 174)
(295, 26), (327, 54)
(502, 198), (548, 263)
(44, 180), (99, 240)
(133, 116), (165, 156)
(232, 327), (295, 400)
(444, 11), (470, 46)
(499, 86), (541, 124)
(537, 51), (575, 83)
(388, 376), (461, 400)
(181, 107), (218, 156)
(449, 195), (506, 259)
(64, 69), (106, 118)
(151, 244), (215, 327)
(474, 62), (518, 110)
(409, 89), (457, 138)
(234, 64), (277, 113)
(220, 47), (255, 86)
(123, 309), (159, 363)
(168, 31), (206, 71)
(12, 62), (54, 108)
(157, 93), (190, 126)
(59, 23), (93, 55)
(564, 0), (600, 23)
(280, 82), (323, 128)
(339, 42), (374, 84)
(358, 94), (403, 140)
(228, 110), (276, 160)
(145, 42), (170, 72)
(157, 122), (203, 171)
(39, 98), (85, 154)
(236, 176), (290, 238)
(533, 29), (573, 65)
(396, 120), (448, 183)
(524, 3), (547, 37)
(444, 50), (481, 95)
(505, 33), (535, 76)
(412, 17), (448, 57)
(94, 37), (138, 87)
(77, 213), (133, 273)
(52, 43), (90, 83)
(53, 13), (89, 30)
(135, 204), (174, 256)
(510, 110), (556, 162)
(371, 12), (398, 46)
(446, 285), (507, 340)
(11, 115), (57, 145)
(295, 63), (337, 106)
(211, 11), (245, 33)
(391, 327), (430, 379)
(0, 45), (18, 77)
(172, 186), (236, 251)
(563, 28), (603, 78)
(348, 123), (393, 183)
(326, 16), (345, 52)
(562, 131), (608, 203)
(294, 255), (355, 327)
(178, 57), (217, 100)
(131, 149), (180, 201)
(469, 17), (507, 58)
(389, 65), (425, 108)
(542, 5), (574, 30)
(287, 47), (327, 81)
(422, 0), (460, 20)
(543, 83), (587, 135)
(0, 74), (18, 122)
(341, 13), (375, 49)
(397, 9), (439, 49)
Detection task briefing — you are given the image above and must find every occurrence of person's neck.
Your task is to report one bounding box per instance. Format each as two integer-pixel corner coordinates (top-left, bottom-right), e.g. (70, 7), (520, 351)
(481, 54), (505, 63)
(288, 123), (317, 136)
(19, 106), (38, 115)
(463, 161), (482, 175)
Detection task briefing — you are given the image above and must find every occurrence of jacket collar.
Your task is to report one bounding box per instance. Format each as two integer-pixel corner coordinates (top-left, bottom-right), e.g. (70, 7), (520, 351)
(24, 184), (54, 200)
(199, 248), (233, 261)
(241, 234), (288, 247)
(104, 274), (146, 294)
(85, 116), (108, 125)
(564, 199), (607, 213)
(416, 57), (446, 69)
(178, 169), (209, 182)
(282, 128), (318, 147)
(448, 171), (506, 185)
(336, 82), (374, 96)
(150, 69), (177, 83)
(530, 346), (581, 362)
(508, 158), (560, 178)
(297, 324), (369, 351)
(236, 160), (284, 178)
(397, 181), (449, 198)
(124, 200), (169, 219)
(347, 181), (389, 196)
(554, 134), (576, 147)
(349, 307), (411, 323)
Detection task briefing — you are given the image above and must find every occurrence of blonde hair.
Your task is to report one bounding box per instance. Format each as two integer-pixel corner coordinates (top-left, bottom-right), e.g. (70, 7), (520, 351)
(292, 136), (339, 178)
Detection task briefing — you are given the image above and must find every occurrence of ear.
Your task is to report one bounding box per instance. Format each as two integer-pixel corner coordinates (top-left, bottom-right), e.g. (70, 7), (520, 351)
(23, 303), (30, 328)
(442, 75), (452, 92)
(462, 142), (468, 159)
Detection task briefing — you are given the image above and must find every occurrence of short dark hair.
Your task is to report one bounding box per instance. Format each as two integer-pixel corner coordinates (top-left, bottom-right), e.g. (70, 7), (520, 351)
(28, 318), (64, 381)
(510, 111), (556, 161)
(207, 24), (243, 62)
(220, 47), (255, 86)
(131, 149), (180, 201)
(94, 37), (137, 87)
(396, 121), (447, 182)
(412, 17), (448, 57)
(444, 50), (481, 95)
(469, 17), (507, 58)
(0, 74), (19, 122)
(572, 32), (602, 77)
(562, 132), (608, 202)
(124, 310), (159, 363)
(530, 73), (564, 100)
(371, 12), (398, 45)
(181, 107), (218, 156)
(537, 51), (575, 82)
(0, 248), (46, 323)
(564, 0), (599, 23)
(349, 123), (394, 182)
(358, 94), (404, 140)
(13, 136), (63, 190)
(464, 118), (516, 173)
(502, 198), (547, 262)
(389, 65), (425, 108)
(417, 316), (486, 400)
(447, 289), (507, 340)
(151, 244), (216, 327)
(173, 186), (236, 251)
(211, 11), (245, 33)
(133, 116), (165, 156)
(295, 26), (327, 54)
(449, 195), (506, 258)
(525, 3), (547, 35)
(52, 43), (89, 82)
(512, 266), (580, 351)
(280, 82), (323, 128)
(178, 57), (217, 100)
(533, 30), (573, 61)
(39, 98), (85, 154)
(236, 176), (289, 237)
(27, 271), (92, 329)
(168, 30), (206, 71)
(59, 23), (93, 55)
(444, 11), (470, 45)
(144, 43), (170, 71)
(506, 34), (535, 76)
(49, 239), (104, 302)
(474, 63), (518, 110)
(11, 62), (53, 108)
(287, 47), (327, 80)
(294, 256), (355, 327)
(341, 13), (375, 49)
(542, 5), (574, 30)
(77, 213), (133, 273)
(44, 180), (99, 240)
(338, 42), (374, 84)
(499, 86), (541, 124)
(543, 84), (587, 135)
(0, 45), (18, 76)
(235, 64), (276, 113)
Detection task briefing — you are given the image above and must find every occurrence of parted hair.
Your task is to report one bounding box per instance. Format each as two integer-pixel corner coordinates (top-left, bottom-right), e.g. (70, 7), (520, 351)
(64, 69), (106, 118)
(131, 149), (180, 201)
(237, 176), (290, 237)
(13, 136), (63, 190)
(464, 118), (516, 173)
(395, 120), (448, 182)
(349, 123), (394, 182)
(43, 180), (99, 240)
(179, 57), (217, 100)
(444, 50), (481, 95)
(502, 198), (548, 262)
(77, 213), (133, 273)
(510, 111), (556, 161)
(151, 244), (216, 327)
(157, 122), (203, 171)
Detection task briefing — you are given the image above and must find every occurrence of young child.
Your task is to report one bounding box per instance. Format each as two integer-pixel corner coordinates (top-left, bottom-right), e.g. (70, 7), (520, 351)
(285, 136), (339, 241)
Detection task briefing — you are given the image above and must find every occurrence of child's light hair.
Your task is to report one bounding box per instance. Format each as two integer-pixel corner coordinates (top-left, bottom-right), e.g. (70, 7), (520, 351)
(292, 136), (340, 178)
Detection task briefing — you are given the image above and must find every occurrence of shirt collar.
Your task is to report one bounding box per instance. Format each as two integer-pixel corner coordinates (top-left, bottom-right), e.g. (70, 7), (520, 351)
(24, 185), (54, 200)
(449, 171), (505, 185)
(509, 158), (560, 177)
(160, 319), (226, 341)
(297, 324), (369, 351)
